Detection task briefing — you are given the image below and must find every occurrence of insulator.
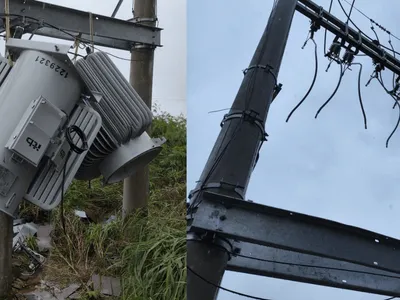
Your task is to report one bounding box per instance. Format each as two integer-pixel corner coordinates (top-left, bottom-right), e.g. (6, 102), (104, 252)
(310, 21), (320, 33)
(329, 42), (341, 57)
(343, 50), (354, 65)
(394, 84), (400, 95)
(374, 63), (384, 73)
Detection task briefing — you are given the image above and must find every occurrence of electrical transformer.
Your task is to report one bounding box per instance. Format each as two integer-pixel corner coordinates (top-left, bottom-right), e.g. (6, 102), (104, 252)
(0, 38), (165, 217)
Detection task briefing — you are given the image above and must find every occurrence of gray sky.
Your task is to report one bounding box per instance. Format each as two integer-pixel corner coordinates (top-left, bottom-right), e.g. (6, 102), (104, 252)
(0, 0), (186, 116)
(188, 0), (400, 299)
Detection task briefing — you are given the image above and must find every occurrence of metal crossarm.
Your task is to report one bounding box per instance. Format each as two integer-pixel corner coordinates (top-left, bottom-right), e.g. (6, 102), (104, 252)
(0, 0), (162, 50)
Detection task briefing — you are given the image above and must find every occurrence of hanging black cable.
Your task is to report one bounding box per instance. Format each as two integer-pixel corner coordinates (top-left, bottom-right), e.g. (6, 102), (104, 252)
(345, 0), (356, 24)
(338, 0), (400, 69)
(187, 266), (274, 300)
(60, 124), (88, 234)
(187, 119), (243, 217)
(342, 0), (400, 43)
(379, 72), (391, 93)
(337, 0), (375, 43)
(315, 63), (345, 119)
(351, 62), (367, 129)
(385, 98), (400, 148)
(370, 20), (380, 44)
(286, 39), (318, 122)
(374, 76), (400, 148)
(376, 71), (398, 109)
(381, 44), (400, 57)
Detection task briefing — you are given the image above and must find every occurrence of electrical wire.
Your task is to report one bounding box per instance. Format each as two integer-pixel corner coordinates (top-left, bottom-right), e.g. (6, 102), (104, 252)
(315, 63), (345, 119)
(187, 118), (243, 216)
(0, 13), (142, 62)
(341, 0), (368, 20)
(341, 0), (400, 43)
(286, 39), (318, 122)
(377, 71), (398, 110)
(187, 266), (273, 300)
(41, 19), (149, 62)
(94, 51), (142, 62)
(384, 297), (397, 300)
(337, 0), (375, 43)
(379, 72), (391, 94)
(60, 124), (88, 234)
(338, 0), (400, 67)
(375, 76), (400, 148)
(345, 0), (355, 24)
(351, 62), (367, 129)
(208, 108), (230, 114)
(67, 51), (85, 58)
(381, 44), (400, 57)
(370, 22), (380, 44)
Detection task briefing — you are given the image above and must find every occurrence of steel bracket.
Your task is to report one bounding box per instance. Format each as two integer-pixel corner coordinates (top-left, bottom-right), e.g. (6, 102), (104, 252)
(0, 0), (162, 50)
(189, 191), (400, 274)
(296, 0), (400, 75)
(227, 241), (400, 297)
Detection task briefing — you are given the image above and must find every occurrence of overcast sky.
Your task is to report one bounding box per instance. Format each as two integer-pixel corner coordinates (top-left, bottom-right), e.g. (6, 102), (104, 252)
(0, 0), (186, 116)
(188, 0), (400, 299)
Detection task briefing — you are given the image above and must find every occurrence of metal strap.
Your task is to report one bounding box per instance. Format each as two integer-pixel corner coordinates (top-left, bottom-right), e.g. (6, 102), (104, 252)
(242, 64), (277, 84)
(187, 232), (234, 260)
(220, 110), (268, 141)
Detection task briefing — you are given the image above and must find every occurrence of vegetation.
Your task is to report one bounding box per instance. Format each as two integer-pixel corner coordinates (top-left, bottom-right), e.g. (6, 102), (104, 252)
(16, 111), (186, 300)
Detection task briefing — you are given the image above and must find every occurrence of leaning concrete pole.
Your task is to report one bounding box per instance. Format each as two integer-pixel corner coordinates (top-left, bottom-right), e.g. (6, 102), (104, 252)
(123, 0), (157, 217)
(0, 212), (13, 297)
(187, 0), (298, 298)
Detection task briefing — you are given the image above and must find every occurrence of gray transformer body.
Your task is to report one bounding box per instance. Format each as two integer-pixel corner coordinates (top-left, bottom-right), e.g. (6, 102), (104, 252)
(0, 38), (165, 217)
(0, 50), (81, 216)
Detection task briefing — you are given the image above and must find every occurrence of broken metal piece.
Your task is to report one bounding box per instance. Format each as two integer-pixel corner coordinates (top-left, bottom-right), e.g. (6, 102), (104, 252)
(22, 281), (81, 300)
(13, 222), (38, 247)
(16, 242), (45, 276)
(91, 274), (121, 297)
(56, 283), (81, 300)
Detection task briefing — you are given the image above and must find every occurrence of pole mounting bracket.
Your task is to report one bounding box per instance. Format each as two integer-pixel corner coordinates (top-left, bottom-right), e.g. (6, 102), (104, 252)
(187, 232), (234, 260)
(220, 110), (268, 141)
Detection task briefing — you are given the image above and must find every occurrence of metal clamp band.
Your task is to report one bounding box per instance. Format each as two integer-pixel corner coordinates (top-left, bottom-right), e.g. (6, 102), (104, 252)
(132, 17), (158, 24)
(188, 182), (245, 201)
(220, 110), (268, 141)
(242, 64), (277, 84)
(187, 232), (234, 260)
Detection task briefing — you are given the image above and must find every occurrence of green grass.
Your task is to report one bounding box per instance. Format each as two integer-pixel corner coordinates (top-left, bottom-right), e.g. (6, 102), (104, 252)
(18, 111), (186, 300)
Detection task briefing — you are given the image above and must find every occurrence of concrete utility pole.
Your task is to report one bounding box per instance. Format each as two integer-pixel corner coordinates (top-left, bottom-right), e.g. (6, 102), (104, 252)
(123, 0), (157, 217)
(187, 0), (297, 299)
(0, 213), (12, 297)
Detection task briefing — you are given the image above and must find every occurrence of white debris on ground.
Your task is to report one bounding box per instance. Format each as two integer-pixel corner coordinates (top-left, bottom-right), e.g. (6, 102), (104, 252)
(22, 276), (121, 299)
(23, 281), (81, 300)
(12, 217), (121, 299)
